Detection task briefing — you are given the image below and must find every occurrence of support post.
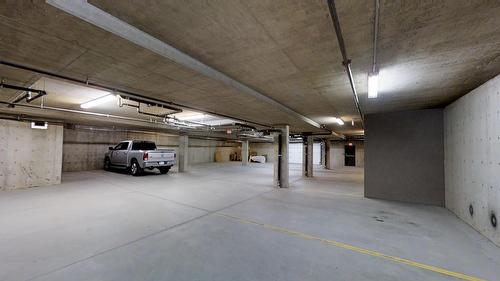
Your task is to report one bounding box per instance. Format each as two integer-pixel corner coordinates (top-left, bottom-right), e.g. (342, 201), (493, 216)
(178, 135), (188, 172)
(325, 139), (331, 169)
(321, 140), (326, 167)
(273, 125), (289, 188)
(303, 136), (313, 177)
(241, 140), (249, 166)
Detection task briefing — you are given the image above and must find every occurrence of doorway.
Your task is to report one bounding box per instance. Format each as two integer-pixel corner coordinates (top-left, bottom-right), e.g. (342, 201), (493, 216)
(344, 144), (356, 166)
(288, 142), (321, 165)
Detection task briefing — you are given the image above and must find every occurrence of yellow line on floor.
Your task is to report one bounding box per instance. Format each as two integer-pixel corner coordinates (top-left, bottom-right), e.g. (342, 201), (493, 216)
(216, 213), (485, 281)
(294, 189), (362, 198)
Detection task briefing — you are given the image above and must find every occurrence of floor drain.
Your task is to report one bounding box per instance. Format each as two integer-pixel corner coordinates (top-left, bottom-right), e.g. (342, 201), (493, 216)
(491, 213), (497, 228)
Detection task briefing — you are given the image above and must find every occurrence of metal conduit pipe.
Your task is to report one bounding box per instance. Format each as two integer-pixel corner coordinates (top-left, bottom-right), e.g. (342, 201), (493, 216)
(0, 101), (260, 134)
(0, 113), (64, 125)
(372, 0), (380, 74)
(0, 101), (198, 129)
(326, 0), (364, 128)
(0, 82), (48, 106)
(0, 60), (273, 129)
(0, 114), (270, 142)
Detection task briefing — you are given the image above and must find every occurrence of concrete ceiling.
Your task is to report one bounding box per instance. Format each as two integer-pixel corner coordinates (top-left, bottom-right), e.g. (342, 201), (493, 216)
(22, 77), (236, 127)
(1, 0), (499, 136)
(0, 76), (247, 136)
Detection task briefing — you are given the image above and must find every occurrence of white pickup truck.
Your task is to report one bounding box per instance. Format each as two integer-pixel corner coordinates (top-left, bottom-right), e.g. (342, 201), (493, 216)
(104, 140), (176, 176)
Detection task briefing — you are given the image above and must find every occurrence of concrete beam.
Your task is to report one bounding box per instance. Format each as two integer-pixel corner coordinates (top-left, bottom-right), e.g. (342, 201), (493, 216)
(46, 0), (322, 129)
(178, 135), (188, 172)
(302, 136), (313, 177)
(241, 140), (249, 166)
(273, 125), (289, 188)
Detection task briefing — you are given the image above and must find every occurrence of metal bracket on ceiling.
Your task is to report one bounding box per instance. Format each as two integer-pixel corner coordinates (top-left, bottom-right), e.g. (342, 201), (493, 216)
(0, 82), (47, 108)
(118, 95), (183, 118)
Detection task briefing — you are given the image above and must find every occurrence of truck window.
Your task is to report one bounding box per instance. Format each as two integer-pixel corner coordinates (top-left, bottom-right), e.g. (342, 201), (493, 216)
(114, 142), (129, 150)
(132, 141), (156, 150)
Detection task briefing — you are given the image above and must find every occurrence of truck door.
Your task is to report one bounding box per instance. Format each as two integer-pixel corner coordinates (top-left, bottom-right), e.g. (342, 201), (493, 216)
(111, 142), (129, 166)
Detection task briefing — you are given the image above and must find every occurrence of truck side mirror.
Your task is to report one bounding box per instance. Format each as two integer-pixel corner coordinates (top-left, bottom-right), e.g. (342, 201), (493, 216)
(109, 147), (114, 150)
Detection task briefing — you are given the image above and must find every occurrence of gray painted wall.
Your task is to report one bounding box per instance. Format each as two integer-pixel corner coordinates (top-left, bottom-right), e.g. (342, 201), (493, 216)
(444, 74), (500, 246)
(365, 109), (444, 206)
(0, 120), (63, 190)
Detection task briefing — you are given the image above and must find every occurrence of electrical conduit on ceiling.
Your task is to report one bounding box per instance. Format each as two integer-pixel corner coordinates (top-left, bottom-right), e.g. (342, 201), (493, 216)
(46, 0), (326, 131)
(326, 0), (364, 128)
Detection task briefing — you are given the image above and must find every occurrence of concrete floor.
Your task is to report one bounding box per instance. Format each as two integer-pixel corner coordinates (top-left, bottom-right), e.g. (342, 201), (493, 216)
(1, 163), (499, 281)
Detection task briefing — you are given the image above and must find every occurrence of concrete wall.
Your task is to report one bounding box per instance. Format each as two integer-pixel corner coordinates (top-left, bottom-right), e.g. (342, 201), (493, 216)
(62, 128), (238, 172)
(63, 128), (128, 171)
(0, 120), (63, 190)
(330, 141), (364, 168)
(444, 74), (500, 246)
(250, 142), (275, 163)
(250, 141), (365, 168)
(188, 138), (239, 164)
(365, 109), (444, 206)
(250, 140), (365, 168)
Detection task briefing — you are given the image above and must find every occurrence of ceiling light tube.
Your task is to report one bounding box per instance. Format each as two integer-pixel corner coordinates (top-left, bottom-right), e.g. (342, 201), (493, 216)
(336, 118), (344, 125)
(368, 72), (379, 99)
(80, 94), (116, 109)
(176, 114), (207, 121)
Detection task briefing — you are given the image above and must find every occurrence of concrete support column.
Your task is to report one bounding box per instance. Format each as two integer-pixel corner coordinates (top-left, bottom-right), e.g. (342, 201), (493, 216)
(320, 140), (326, 167)
(325, 139), (331, 169)
(178, 135), (188, 172)
(241, 140), (249, 166)
(302, 136), (313, 177)
(273, 125), (289, 188)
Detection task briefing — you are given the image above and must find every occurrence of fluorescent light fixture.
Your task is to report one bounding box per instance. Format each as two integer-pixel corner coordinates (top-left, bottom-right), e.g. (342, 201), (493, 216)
(80, 94), (116, 109)
(203, 118), (234, 126)
(176, 114), (207, 121)
(368, 72), (379, 98)
(331, 117), (344, 125)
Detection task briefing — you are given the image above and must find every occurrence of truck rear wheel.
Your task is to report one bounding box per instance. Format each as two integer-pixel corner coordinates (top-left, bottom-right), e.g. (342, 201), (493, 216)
(159, 166), (170, 174)
(130, 160), (143, 176)
(104, 158), (111, 171)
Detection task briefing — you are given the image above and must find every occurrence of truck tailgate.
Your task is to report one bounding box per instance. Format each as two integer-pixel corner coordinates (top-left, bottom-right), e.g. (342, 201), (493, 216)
(147, 150), (175, 162)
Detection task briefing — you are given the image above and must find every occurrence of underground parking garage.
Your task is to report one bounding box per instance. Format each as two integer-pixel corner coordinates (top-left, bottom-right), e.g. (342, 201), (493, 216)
(1, 0), (500, 280)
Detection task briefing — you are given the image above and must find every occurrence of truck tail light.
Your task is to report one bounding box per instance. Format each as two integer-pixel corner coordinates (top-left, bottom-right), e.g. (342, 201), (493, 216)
(143, 152), (149, 161)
